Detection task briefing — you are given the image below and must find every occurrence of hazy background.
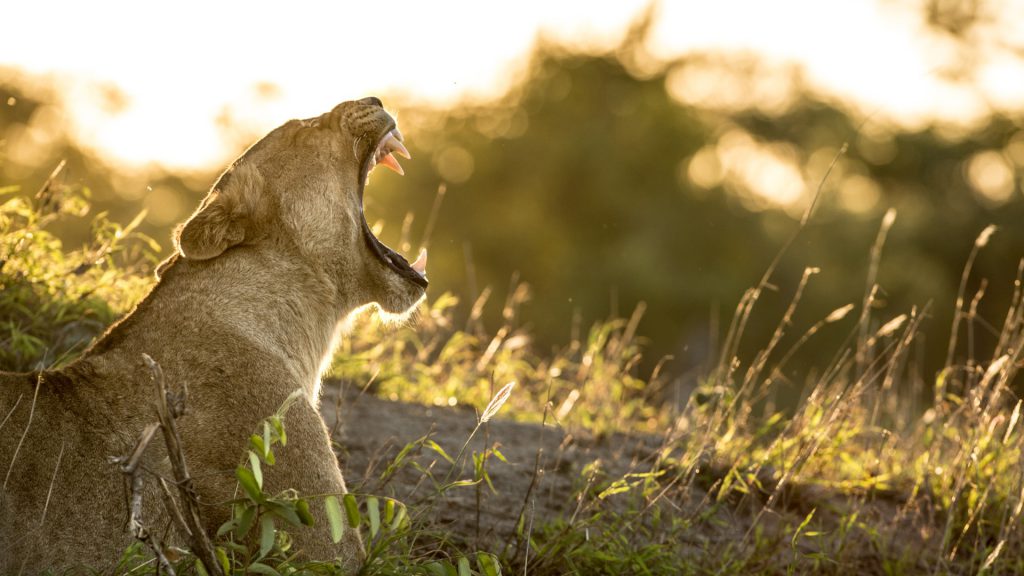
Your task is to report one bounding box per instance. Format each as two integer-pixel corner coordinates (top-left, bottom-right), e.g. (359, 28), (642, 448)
(4, 0), (1024, 393)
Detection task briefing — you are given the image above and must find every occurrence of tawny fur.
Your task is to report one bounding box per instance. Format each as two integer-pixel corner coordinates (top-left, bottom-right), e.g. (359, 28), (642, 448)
(0, 99), (425, 573)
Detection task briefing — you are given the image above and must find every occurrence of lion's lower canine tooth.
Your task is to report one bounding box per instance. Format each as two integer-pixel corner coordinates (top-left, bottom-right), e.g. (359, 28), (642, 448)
(411, 248), (427, 275)
(378, 153), (404, 175)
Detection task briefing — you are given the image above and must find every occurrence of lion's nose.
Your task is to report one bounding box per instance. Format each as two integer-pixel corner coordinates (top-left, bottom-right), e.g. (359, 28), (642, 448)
(357, 96), (383, 108)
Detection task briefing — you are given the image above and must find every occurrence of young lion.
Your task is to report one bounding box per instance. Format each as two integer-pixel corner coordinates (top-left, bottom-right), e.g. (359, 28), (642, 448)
(0, 97), (427, 573)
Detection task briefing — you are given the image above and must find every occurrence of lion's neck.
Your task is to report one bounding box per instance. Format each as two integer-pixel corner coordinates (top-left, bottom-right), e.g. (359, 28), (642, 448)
(90, 248), (349, 402)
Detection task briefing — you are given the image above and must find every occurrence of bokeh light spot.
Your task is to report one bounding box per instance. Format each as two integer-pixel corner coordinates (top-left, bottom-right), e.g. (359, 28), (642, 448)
(435, 146), (475, 184)
(144, 185), (186, 226)
(838, 174), (882, 214)
(966, 151), (1015, 206)
(685, 146), (723, 189)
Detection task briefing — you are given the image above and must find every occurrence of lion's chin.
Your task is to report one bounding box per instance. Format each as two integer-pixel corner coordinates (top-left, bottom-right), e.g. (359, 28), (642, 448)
(346, 295), (426, 327)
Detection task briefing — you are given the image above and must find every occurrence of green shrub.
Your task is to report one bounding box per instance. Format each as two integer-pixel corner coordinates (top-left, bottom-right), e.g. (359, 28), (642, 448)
(0, 174), (156, 371)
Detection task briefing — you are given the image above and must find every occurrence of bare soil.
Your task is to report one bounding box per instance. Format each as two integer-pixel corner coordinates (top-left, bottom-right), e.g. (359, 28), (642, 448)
(319, 380), (931, 573)
(321, 380), (665, 547)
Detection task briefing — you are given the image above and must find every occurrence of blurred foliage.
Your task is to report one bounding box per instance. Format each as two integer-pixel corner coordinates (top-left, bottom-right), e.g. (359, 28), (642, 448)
(364, 33), (1024, 392)
(3, 23), (1024, 393)
(0, 171), (155, 371)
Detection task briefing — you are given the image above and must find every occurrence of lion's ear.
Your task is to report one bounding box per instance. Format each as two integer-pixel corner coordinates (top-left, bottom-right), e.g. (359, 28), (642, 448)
(174, 166), (263, 260)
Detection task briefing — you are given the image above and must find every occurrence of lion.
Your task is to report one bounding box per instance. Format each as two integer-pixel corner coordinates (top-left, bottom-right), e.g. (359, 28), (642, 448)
(0, 97), (427, 573)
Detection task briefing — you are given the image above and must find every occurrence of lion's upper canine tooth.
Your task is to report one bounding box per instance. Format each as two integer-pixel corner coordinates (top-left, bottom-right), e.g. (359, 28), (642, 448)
(384, 133), (411, 159)
(411, 248), (427, 276)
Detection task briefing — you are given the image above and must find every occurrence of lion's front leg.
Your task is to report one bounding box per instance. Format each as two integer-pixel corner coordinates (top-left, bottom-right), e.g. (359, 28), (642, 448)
(260, 399), (365, 573)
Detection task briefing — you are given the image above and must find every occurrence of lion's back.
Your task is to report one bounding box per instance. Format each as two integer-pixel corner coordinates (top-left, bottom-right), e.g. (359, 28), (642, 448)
(0, 368), (136, 573)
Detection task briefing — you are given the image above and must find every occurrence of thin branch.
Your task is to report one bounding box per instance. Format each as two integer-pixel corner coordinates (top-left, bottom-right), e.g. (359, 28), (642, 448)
(113, 421), (175, 576)
(142, 353), (223, 576)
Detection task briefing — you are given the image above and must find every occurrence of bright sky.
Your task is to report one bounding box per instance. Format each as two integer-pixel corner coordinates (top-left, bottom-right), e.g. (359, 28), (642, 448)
(4, 0), (1024, 171)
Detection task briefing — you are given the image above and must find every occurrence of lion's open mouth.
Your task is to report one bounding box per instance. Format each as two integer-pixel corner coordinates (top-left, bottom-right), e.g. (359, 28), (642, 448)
(358, 125), (429, 289)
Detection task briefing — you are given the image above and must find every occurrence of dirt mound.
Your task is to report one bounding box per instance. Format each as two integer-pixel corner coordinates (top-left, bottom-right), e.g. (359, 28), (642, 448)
(322, 381), (664, 545)
(321, 381), (931, 572)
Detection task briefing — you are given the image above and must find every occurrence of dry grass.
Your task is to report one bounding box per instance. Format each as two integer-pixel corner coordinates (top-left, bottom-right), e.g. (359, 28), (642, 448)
(6, 175), (1024, 574)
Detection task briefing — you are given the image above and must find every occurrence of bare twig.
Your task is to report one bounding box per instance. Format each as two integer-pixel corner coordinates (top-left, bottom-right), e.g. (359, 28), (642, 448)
(113, 422), (175, 575)
(159, 477), (194, 541)
(141, 353), (223, 576)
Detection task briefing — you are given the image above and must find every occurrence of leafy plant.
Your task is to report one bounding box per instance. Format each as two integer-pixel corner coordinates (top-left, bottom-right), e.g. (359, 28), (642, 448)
(0, 169), (156, 371)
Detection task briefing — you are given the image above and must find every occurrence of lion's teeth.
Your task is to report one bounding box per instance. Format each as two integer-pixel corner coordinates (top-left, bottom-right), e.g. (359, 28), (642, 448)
(384, 133), (411, 159)
(378, 152), (404, 175)
(411, 248), (427, 275)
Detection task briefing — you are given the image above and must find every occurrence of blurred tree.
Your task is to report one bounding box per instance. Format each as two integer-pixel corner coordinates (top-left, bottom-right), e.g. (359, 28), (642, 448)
(367, 29), (1024, 393)
(3, 20), (1024, 399)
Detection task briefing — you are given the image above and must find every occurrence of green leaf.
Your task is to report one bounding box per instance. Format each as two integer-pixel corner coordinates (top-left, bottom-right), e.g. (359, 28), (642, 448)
(391, 502), (408, 531)
(477, 552), (501, 576)
(277, 388), (305, 419)
(247, 562), (282, 576)
(384, 498), (395, 524)
(441, 479), (481, 491)
(425, 439), (454, 464)
(259, 515), (275, 559)
(122, 209), (147, 236)
(423, 561), (448, 573)
(235, 504), (257, 538)
(250, 434), (266, 458)
(792, 508), (816, 547)
(325, 495), (345, 543)
(367, 496), (380, 539)
(273, 415), (287, 446)
(216, 547), (231, 575)
(296, 498), (315, 526)
(216, 517), (237, 538)
(423, 562), (455, 576)
(195, 558), (209, 576)
(221, 541), (249, 555)
(266, 500), (302, 526)
(457, 556), (472, 576)
(236, 467), (263, 503)
(343, 493), (361, 528)
(249, 450), (263, 489)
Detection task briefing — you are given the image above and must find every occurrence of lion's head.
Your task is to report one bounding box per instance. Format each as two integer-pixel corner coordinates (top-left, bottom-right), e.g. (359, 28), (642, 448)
(172, 97), (427, 316)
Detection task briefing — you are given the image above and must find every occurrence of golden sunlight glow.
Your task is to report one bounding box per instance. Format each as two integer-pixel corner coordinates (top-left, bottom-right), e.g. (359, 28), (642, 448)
(966, 151), (1017, 206)
(838, 175), (883, 214)
(685, 146), (724, 190)
(3, 0), (1024, 175)
(434, 146), (475, 184)
(715, 130), (806, 210)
